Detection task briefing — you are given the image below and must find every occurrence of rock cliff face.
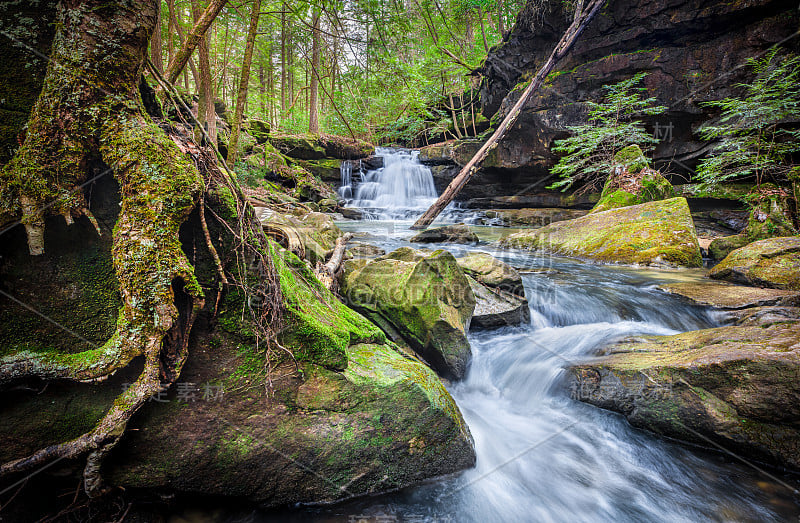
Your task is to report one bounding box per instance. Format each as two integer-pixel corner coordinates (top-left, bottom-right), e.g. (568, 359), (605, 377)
(433, 0), (799, 204)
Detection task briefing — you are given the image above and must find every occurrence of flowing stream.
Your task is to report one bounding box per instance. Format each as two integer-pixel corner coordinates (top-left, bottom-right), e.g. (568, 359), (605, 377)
(272, 149), (800, 522)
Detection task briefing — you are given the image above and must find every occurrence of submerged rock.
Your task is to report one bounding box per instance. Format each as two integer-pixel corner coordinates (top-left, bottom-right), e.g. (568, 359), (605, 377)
(409, 223), (479, 244)
(342, 248), (476, 380)
(569, 321), (800, 471)
(500, 197), (702, 267)
(709, 236), (800, 290)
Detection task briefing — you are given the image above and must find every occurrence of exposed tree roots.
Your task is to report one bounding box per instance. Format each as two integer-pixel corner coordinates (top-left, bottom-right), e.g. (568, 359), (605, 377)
(0, 0), (282, 497)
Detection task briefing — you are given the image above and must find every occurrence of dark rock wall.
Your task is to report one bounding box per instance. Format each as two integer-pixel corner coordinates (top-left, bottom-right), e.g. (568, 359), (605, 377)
(469, 0), (799, 198)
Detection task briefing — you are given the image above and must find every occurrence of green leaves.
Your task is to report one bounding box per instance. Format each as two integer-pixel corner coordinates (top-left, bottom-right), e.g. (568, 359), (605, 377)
(549, 72), (665, 191)
(696, 50), (800, 191)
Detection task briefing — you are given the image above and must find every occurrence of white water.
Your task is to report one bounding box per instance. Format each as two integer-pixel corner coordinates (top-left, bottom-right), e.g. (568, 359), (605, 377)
(274, 223), (800, 522)
(340, 147), (459, 221)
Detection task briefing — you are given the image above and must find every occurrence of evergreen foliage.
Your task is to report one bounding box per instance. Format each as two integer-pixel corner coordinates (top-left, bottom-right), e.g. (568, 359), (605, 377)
(548, 72), (666, 191)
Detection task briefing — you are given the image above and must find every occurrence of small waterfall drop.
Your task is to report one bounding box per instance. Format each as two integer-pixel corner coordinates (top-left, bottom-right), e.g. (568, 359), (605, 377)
(339, 147), (439, 219)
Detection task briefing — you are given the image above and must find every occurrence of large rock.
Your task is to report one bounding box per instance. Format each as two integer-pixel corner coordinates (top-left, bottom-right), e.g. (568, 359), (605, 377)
(409, 223), (479, 244)
(468, 276), (530, 329)
(320, 135), (375, 159)
(500, 197), (703, 267)
(296, 158), (343, 182)
(590, 146), (675, 214)
(269, 134), (327, 160)
(570, 321), (800, 471)
(342, 248), (476, 379)
(709, 236), (800, 290)
(456, 252), (525, 296)
(660, 280), (800, 310)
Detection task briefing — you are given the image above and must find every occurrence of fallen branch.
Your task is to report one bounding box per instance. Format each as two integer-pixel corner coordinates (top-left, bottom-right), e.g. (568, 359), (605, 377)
(315, 233), (353, 291)
(411, 0), (607, 229)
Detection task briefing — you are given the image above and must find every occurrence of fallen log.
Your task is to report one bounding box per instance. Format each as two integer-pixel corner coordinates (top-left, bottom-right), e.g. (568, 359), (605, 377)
(410, 0), (607, 230)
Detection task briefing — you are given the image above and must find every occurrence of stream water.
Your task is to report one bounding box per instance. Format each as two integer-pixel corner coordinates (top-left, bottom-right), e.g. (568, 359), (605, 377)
(286, 150), (800, 522)
(184, 150), (800, 522)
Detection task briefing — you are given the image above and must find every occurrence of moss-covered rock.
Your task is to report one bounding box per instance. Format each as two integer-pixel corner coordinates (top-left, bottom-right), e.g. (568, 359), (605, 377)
(501, 197), (703, 267)
(456, 252), (525, 297)
(709, 236), (800, 290)
(569, 321), (800, 471)
(342, 248), (476, 379)
(295, 158), (343, 182)
(245, 119), (270, 143)
(659, 280), (800, 310)
(320, 135), (374, 160)
(269, 133), (327, 160)
(590, 146), (676, 214)
(708, 186), (798, 260)
(409, 223), (479, 244)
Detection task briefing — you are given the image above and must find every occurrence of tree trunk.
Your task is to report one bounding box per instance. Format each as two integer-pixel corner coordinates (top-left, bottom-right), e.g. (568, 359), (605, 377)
(411, 0), (607, 229)
(165, 0), (228, 85)
(227, 0), (262, 165)
(309, 10), (321, 133)
(0, 0), (281, 493)
(497, 0), (505, 36)
(280, 2), (287, 116)
(168, 1), (200, 87)
(150, 1), (164, 73)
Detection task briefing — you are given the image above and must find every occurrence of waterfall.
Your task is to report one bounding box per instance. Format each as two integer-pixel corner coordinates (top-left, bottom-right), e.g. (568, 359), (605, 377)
(340, 147), (439, 219)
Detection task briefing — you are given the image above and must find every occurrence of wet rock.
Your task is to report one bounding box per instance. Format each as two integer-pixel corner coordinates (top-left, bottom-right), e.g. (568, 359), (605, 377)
(409, 223), (479, 244)
(320, 136), (374, 159)
(456, 252), (525, 297)
(501, 197), (702, 267)
(339, 207), (364, 220)
(569, 321), (800, 471)
(260, 210), (342, 265)
(660, 280), (800, 310)
(296, 158), (342, 182)
(468, 276), (530, 329)
(317, 198), (339, 213)
(347, 242), (386, 259)
(709, 236), (800, 290)
(342, 248), (475, 380)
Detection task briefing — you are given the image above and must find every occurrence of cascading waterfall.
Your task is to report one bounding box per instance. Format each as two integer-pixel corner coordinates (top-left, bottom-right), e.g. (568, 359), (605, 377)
(339, 147), (439, 219)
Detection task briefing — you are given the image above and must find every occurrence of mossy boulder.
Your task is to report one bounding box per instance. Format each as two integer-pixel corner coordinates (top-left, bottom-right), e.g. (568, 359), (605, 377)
(296, 158), (343, 182)
(501, 197), (703, 267)
(245, 118), (270, 143)
(456, 252), (525, 297)
(320, 135), (375, 160)
(409, 223), (479, 244)
(342, 248), (476, 380)
(570, 321), (800, 471)
(709, 236), (800, 290)
(590, 146), (675, 214)
(269, 133), (327, 160)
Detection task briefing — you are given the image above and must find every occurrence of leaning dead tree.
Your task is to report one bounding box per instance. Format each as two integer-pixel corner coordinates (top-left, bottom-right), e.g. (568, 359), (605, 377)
(0, 0), (280, 496)
(411, 0), (608, 229)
